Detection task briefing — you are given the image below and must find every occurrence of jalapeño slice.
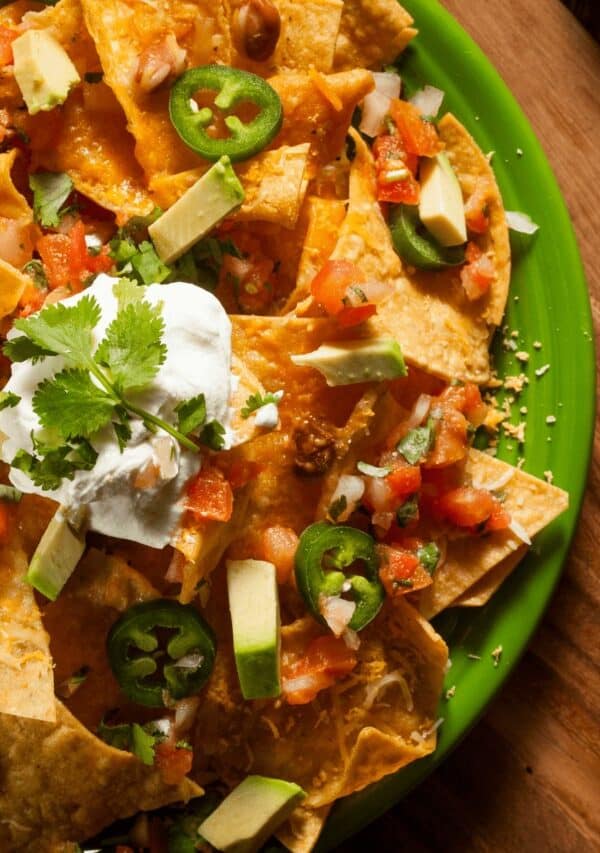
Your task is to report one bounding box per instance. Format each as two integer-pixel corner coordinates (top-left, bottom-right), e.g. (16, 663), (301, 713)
(389, 204), (466, 270)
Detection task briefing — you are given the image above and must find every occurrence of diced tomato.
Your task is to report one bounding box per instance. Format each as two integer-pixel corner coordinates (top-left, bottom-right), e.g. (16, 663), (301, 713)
(221, 250), (276, 314)
(389, 99), (444, 158)
(18, 280), (46, 316)
(67, 220), (89, 290)
(386, 460), (422, 501)
(378, 544), (433, 597)
(424, 407), (469, 469)
(185, 465), (234, 523)
(260, 525), (299, 584)
(460, 242), (496, 301)
(282, 635), (357, 705)
(337, 303), (377, 327)
(218, 458), (261, 491)
(373, 134), (420, 205)
(433, 486), (507, 531)
(37, 233), (72, 290)
(464, 180), (491, 234)
(311, 259), (362, 315)
(154, 742), (193, 786)
(0, 27), (17, 67)
(36, 220), (113, 295)
(484, 502), (511, 532)
(86, 244), (113, 274)
(438, 383), (487, 426)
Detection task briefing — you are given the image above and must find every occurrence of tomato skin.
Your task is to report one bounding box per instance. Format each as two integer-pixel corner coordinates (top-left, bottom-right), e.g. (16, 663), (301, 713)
(185, 466), (234, 522)
(378, 544), (432, 597)
(434, 487), (497, 528)
(0, 27), (17, 67)
(282, 634), (357, 705)
(337, 303), (377, 327)
(373, 134), (420, 205)
(154, 743), (193, 786)
(438, 383), (487, 426)
(386, 461), (422, 501)
(36, 220), (114, 294)
(311, 259), (362, 315)
(37, 233), (72, 290)
(389, 100), (444, 157)
(424, 407), (468, 469)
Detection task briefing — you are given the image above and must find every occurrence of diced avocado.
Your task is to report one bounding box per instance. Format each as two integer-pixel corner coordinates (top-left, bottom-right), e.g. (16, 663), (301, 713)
(291, 338), (407, 386)
(226, 559), (281, 700)
(199, 775), (306, 853)
(27, 506), (87, 600)
(418, 152), (467, 247)
(149, 157), (245, 264)
(12, 30), (80, 116)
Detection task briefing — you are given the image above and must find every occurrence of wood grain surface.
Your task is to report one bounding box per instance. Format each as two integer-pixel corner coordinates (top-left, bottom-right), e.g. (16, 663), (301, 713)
(341, 1), (600, 851)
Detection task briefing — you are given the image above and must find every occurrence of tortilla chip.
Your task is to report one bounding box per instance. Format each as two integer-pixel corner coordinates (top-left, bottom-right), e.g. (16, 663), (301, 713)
(150, 143), (310, 229)
(22, 0), (100, 76)
(332, 130), (494, 383)
(334, 0), (416, 70)
(453, 546), (528, 607)
(417, 450), (569, 618)
(277, 804), (331, 853)
(269, 69), (374, 169)
(438, 113), (511, 326)
(0, 538), (55, 723)
(0, 150), (34, 318)
(0, 149), (30, 221)
(0, 701), (201, 851)
(283, 196), (347, 312)
(80, 0), (232, 180)
(0, 0), (36, 27)
(194, 588), (447, 811)
(0, 258), (28, 319)
(32, 85), (155, 221)
(233, 0), (343, 75)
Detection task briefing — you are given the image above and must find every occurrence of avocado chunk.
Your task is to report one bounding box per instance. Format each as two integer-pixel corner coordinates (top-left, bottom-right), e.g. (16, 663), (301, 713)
(418, 152), (467, 247)
(27, 506), (87, 600)
(199, 775), (306, 853)
(291, 338), (407, 386)
(390, 204), (465, 270)
(149, 157), (245, 263)
(226, 559), (281, 700)
(12, 30), (80, 116)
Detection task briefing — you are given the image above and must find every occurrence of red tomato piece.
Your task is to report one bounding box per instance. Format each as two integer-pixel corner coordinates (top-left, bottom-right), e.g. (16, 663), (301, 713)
(37, 233), (72, 290)
(185, 466), (234, 522)
(310, 259), (362, 316)
(0, 27), (17, 67)
(424, 407), (469, 469)
(373, 134), (420, 204)
(378, 544), (432, 597)
(389, 99), (444, 157)
(386, 461), (422, 501)
(461, 242), (496, 300)
(154, 743), (193, 786)
(261, 525), (299, 585)
(438, 383), (487, 426)
(282, 635), (357, 705)
(337, 302), (377, 327)
(434, 487), (497, 528)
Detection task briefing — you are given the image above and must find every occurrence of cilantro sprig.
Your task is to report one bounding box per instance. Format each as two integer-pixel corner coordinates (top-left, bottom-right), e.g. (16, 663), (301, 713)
(29, 172), (74, 228)
(3, 288), (220, 488)
(241, 389), (283, 419)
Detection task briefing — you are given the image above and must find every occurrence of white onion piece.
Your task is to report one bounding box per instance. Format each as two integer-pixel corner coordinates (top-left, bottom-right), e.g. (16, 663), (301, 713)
(173, 652), (204, 670)
(372, 71), (402, 99)
(329, 475), (365, 522)
(471, 469), (514, 492)
(319, 595), (356, 637)
(508, 518), (532, 545)
(283, 674), (318, 695)
(174, 696), (201, 735)
(360, 278), (394, 304)
(410, 717), (444, 743)
(405, 393), (432, 432)
(363, 669), (414, 711)
(342, 628), (361, 650)
(0, 218), (32, 267)
(371, 510), (394, 534)
(152, 436), (179, 480)
(409, 85), (445, 118)
(505, 210), (539, 234)
(359, 90), (392, 138)
(364, 475), (391, 514)
(150, 717), (173, 738)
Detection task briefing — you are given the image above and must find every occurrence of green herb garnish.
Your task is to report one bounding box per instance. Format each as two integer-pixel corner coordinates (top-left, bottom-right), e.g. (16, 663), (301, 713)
(97, 719), (162, 765)
(396, 495), (419, 527)
(396, 417), (437, 465)
(29, 172), (74, 228)
(241, 389), (283, 419)
(417, 542), (441, 574)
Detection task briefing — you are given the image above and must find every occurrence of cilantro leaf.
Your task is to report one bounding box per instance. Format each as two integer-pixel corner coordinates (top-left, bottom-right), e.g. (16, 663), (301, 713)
(33, 369), (115, 439)
(13, 296), (101, 367)
(0, 485), (22, 502)
(199, 420), (225, 450)
(29, 171), (74, 228)
(22, 259), (48, 290)
(117, 209), (162, 243)
(95, 299), (167, 393)
(97, 719), (160, 766)
(241, 390), (283, 419)
(328, 494), (347, 521)
(175, 393), (206, 436)
(3, 336), (56, 364)
(11, 436), (97, 490)
(130, 723), (158, 765)
(396, 495), (419, 527)
(113, 407), (133, 452)
(0, 391), (20, 411)
(112, 277), (142, 310)
(110, 238), (170, 285)
(396, 418), (436, 465)
(417, 542), (440, 574)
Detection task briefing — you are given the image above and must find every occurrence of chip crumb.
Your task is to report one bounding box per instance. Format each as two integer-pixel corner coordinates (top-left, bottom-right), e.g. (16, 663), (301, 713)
(535, 364), (550, 378)
(533, 341), (542, 350)
(544, 470), (554, 484)
(517, 457), (525, 469)
(520, 406), (528, 415)
(511, 330), (519, 338)
(503, 373), (528, 393)
(467, 653), (481, 661)
(516, 147), (523, 157)
(445, 685), (456, 700)
(545, 415), (557, 425)
(502, 420), (526, 444)
(491, 645), (503, 667)
(515, 351), (529, 363)
(513, 295), (520, 302)
(503, 338), (518, 352)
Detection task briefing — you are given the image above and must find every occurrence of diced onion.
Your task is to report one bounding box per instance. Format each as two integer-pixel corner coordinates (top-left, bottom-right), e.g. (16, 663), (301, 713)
(342, 628), (361, 650)
(409, 85), (445, 118)
(174, 696), (201, 734)
(410, 716), (444, 743)
(283, 673), (318, 695)
(363, 669), (414, 711)
(508, 518), (532, 545)
(359, 90), (392, 138)
(505, 211), (539, 235)
(405, 393), (432, 432)
(470, 469), (514, 492)
(153, 436), (179, 480)
(357, 461), (391, 478)
(174, 652), (204, 670)
(150, 717), (172, 738)
(371, 510), (394, 533)
(371, 71), (402, 100)
(319, 595), (356, 637)
(328, 475), (365, 522)
(360, 278), (394, 304)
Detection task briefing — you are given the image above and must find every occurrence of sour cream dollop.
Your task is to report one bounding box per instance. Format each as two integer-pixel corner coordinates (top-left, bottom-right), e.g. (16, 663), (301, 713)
(0, 275), (234, 548)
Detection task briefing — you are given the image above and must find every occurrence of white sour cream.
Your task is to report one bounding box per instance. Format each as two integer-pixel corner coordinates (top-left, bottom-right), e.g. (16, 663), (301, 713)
(0, 275), (234, 548)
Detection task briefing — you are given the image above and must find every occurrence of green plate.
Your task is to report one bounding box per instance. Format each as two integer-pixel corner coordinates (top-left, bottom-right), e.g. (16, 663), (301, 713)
(316, 1), (596, 849)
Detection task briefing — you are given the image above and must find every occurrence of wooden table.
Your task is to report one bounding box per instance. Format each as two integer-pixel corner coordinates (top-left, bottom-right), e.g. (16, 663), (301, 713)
(342, 2), (600, 850)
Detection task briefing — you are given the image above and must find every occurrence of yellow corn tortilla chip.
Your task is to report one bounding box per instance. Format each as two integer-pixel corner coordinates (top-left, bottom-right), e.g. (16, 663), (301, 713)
(0, 150), (34, 318)
(453, 546), (529, 607)
(0, 702), (201, 851)
(277, 804), (331, 853)
(32, 85), (155, 221)
(80, 0), (232, 179)
(232, 0), (343, 75)
(331, 129), (496, 383)
(0, 149), (31, 221)
(22, 0), (100, 77)
(150, 143), (310, 229)
(0, 537), (55, 723)
(194, 578), (447, 806)
(334, 0), (416, 70)
(438, 113), (511, 326)
(417, 449), (569, 619)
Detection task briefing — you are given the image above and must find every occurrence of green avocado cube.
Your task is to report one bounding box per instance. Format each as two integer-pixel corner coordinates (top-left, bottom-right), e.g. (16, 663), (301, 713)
(12, 30), (80, 116)
(149, 156), (245, 264)
(291, 338), (407, 386)
(199, 775), (306, 853)
(418, 152), (467, 247)
(226, 559), (281, 700)
(26, 506), (87, 600)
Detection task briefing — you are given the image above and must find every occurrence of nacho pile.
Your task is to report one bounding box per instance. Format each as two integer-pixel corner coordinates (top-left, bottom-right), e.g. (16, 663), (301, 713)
(0, 0), (568, 850)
